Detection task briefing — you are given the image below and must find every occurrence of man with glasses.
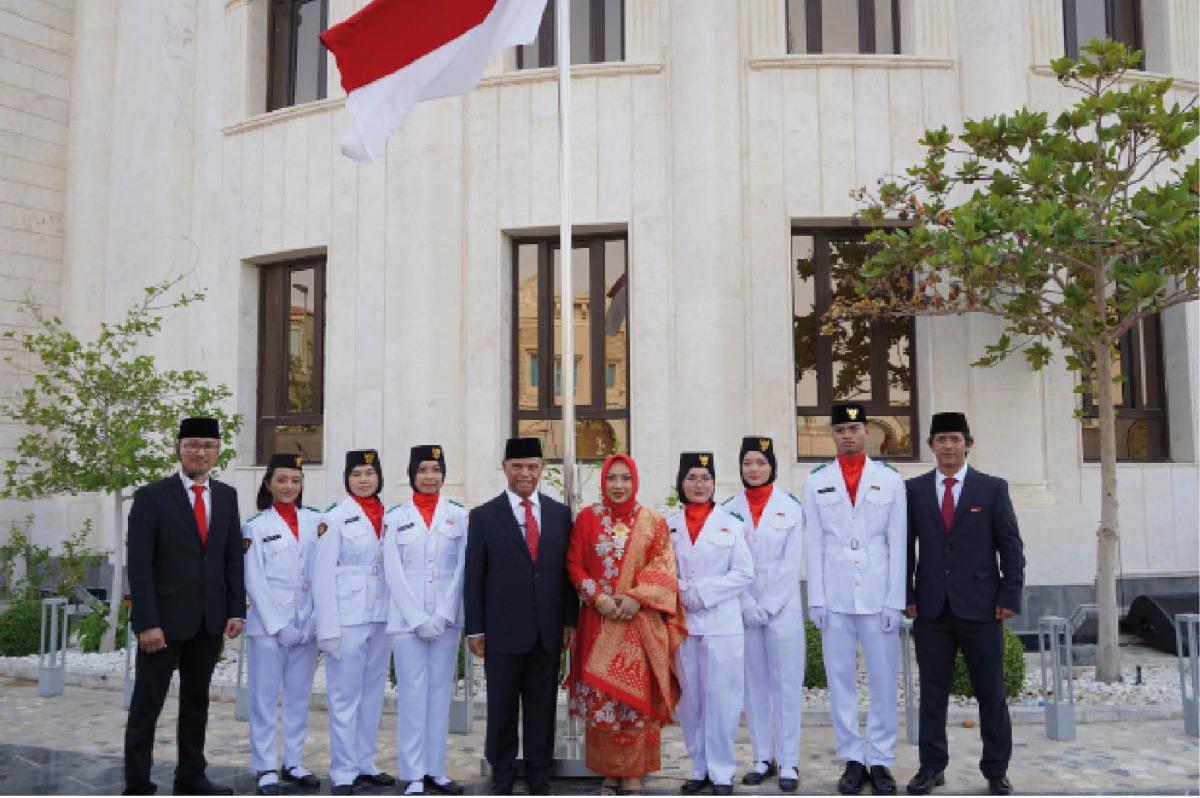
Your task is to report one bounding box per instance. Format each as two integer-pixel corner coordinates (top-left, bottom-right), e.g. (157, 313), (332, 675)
(124, 418), (246, 796)
(804, 404), (907, 796)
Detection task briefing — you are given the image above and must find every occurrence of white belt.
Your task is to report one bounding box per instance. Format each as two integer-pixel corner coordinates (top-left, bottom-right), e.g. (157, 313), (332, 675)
(336, 564), (381, 576)
(823, 536), (886, 551)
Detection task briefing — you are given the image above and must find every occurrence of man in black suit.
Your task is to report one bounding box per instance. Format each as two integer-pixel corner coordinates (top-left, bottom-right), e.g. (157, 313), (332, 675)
(903, 412), (1024, 797)
(464, 437), (579, 795)
(123, 417), (246, 796)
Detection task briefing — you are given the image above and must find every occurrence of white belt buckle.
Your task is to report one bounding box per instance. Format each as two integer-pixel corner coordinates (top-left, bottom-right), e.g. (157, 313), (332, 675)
(850, 538), (860, 550)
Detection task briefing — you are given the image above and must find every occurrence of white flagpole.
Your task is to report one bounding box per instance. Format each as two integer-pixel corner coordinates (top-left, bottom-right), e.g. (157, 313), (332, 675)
(557, 0), (575, 511)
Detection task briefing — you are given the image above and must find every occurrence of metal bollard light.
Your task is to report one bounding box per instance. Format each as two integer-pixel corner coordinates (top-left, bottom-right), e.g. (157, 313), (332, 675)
(1175, 613), (1199, 737)
(38, 598), (69, 697)
(900, 617), (919, 744)
(449, 634), (473, 734)
(1038, 615), (1075, 741)
(234, 630), (249, 721)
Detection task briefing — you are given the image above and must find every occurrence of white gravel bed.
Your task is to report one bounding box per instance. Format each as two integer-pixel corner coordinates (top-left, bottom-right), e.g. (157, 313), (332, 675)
(1, 647), (1183, 708)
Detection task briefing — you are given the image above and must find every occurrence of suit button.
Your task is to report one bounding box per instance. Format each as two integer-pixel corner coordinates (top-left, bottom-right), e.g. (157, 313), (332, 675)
(944, 569), (950, 575)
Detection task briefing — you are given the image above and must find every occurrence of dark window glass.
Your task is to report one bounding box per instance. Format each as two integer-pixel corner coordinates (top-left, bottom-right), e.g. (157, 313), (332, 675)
(257, 257), (326, 464)
(1081, 313), (1167, 461)
(786, 0), (902, 55)
(513, 233), (629, 461)
(793, 230), (916, 460)
(268, 0), (328, 111)
(1063, 0), (1144, 66)
(517, 0), (624, 69)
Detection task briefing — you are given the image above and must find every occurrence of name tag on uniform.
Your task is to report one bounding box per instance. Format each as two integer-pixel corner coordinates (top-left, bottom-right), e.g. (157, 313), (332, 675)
(870, 485), (881, 491)
(345, 515), (361, 523)
(817, 487), (836, 494)
(970, 506), (982, 513)
(397, 522), (414, 531)
(263, 534), (282, 542)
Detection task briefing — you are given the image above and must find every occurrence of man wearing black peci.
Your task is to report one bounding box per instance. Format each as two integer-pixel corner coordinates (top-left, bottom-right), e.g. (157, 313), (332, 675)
(123, 417), (246, 796)
(464, 437), (578, 795)
(904, 412), (1025, 796)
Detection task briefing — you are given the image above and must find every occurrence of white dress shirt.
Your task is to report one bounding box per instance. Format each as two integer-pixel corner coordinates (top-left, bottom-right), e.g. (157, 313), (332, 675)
(505, 489), (541, 540)
(179, 472), (211, 523)
(934, 463), (970, 510)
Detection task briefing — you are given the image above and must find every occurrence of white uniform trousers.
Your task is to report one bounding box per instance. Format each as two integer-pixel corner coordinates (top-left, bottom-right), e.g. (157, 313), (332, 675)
(676, 633), (744, 786)
(248, 635), (319, 773)
(821, 611), (900, 767)
(392, 631), (459, 781)
(743, 611), (805, 769)
(326, 622), (392, 786)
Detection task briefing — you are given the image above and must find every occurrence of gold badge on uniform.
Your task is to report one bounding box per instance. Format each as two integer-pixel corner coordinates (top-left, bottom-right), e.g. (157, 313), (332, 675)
(699, 454), (709, 467)
(759, 438), (770, 452)
(847, 407), (859, 420)
(432, 447), (441, 460)
(294, 455), (303, 468)
(317, 522), (328, 537)
(612, 522), (629, 538)
(365, 452), (375, 464)
(242, 538), (252, 554)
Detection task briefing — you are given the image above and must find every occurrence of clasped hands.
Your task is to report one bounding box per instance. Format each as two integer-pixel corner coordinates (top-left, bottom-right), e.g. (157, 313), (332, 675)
(596, 593), (641, 622)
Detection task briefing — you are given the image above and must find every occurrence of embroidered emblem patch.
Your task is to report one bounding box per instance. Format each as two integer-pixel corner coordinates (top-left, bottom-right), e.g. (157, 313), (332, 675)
(759, 438), (770, 451)
(317, 523), (328, 537)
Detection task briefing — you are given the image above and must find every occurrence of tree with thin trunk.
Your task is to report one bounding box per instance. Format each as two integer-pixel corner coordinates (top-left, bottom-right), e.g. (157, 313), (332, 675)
(834, 39), (1197, 683)
(1, 275), (242, 652)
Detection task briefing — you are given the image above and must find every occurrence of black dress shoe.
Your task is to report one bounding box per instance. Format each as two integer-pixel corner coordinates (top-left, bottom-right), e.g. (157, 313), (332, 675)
(424, 776), (465, 795)
(488, 784), (513, 796)
(713, 785), (733, 796)
(778, 774), (799, 793)
(172, 776), (233, 796)
(681, 777), (712, 795)
(331, 785), (354, 796)
(123, 785), (157, 796)
(355, 772), (397, 788)
(281, 766), (321, 789)
(255, 772), (280, 796)
(987, 776), (1013, 795)
(741, 760), (777, 786)
(527, 782), (552, 796)
(905, 768), (945, 796)
(869, 766), (897, 796)
(838, 762), (868, 795)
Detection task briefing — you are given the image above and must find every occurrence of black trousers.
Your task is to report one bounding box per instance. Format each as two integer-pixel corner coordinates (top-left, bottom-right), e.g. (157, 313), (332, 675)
(483, 638), (561, 788)
(914, 609), (1012, 778)
(123, 631), (224, 793)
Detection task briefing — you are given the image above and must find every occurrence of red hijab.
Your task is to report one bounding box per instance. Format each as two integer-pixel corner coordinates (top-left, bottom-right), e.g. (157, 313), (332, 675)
(600, 453), (639, 523)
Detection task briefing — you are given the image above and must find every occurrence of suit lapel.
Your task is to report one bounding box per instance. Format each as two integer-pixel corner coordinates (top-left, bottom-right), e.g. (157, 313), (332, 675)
(949, 467), (978, 533)
(495, 493), (532, 562)
(167, 476), (204, 546)
(917, 471), (944, 533)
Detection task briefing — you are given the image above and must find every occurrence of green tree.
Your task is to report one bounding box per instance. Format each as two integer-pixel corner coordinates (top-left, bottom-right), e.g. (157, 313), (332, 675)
(836, 39), (1198, 683)
(1, 275), (243, 651)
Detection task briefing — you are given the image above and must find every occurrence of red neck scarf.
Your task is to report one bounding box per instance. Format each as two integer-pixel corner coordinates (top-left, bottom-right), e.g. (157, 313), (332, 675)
(684, 502), (714, 544)
(413, 491), (439, 528)
(352, 494), (384, 537)
(744, 484), (773, 527)
(837, 453), (867, 506)
(273, 502), (299, 540)
(600, 454), (640, 523)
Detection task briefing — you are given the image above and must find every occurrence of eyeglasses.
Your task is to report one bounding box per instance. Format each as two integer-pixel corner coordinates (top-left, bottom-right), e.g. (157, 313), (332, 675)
(181, 442), (220, 453)
(683, 475), (713, 484)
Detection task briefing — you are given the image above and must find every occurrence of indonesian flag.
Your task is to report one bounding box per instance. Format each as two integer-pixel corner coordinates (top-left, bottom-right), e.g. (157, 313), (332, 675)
(321, 0), (550, 162)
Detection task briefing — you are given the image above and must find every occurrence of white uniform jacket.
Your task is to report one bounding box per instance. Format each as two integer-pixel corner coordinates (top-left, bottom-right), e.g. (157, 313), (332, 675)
(667, 506), (755, 636)
(803, 457), (907, 615)
(724, 489), (805, 618)
(243, 506), (322, 638)
(382, 497), (469, 633)
(313, 495), (388, 640)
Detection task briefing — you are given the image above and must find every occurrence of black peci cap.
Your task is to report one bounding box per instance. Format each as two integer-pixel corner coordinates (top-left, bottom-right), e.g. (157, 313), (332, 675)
(504, 437), (543, 460)
(929, 412), (971, 439)
(178, 417), (220, 439)
(831, 403), (868, 426)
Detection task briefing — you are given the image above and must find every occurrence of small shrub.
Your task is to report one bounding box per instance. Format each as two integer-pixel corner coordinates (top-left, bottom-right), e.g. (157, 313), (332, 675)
(804, 620), (826, 689)
(0, 599), (44, 657)
(75, 600), (128, 653)
(951, 625), (1026, 698)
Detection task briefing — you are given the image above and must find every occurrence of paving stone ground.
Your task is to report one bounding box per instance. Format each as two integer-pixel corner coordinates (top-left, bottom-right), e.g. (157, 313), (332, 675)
(0, 675), (1196, 795)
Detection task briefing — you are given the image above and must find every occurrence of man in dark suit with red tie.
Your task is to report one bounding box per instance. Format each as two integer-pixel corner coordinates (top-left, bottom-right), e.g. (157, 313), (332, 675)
(464, 437), (579, 795)
(123, 417), (246, 796)
(903, 413), (1024, 797)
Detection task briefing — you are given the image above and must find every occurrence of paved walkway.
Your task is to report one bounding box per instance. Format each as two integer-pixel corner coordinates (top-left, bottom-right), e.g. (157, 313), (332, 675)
(0, 675), (1196, 795)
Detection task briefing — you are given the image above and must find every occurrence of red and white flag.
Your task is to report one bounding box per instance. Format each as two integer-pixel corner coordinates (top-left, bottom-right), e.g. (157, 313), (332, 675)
(320, 0), (549, 162)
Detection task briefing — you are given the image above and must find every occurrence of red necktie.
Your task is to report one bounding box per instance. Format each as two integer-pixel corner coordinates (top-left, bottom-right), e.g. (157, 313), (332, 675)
(522, 498), (539, 562)
(941, 477), (957, 532)
(192, 484), (208, 545)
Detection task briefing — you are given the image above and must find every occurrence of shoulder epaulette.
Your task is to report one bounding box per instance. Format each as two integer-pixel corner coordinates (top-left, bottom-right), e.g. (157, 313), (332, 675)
(247, 512), (262, 522)
(728, 510), (744, 522)
(881, 462), (899, 473)
(448, 499), (464, 508)
(787, 492), (803, 505)
(810, 463), (827, 473)
(325, 502), (338, 512)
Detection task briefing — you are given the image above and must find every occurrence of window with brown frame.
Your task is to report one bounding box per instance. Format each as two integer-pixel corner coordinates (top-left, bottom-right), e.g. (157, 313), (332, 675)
(257, 257), (326, 465)
(517, 0), (624, 69)
(786, 0), (903, 55)
(512, 233), (629, 461)
(268, 0), (328, 112)
(1062, 0), (1144, 66)
(792, 229), (917, 460)
(1081, 313), (1167, 461)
